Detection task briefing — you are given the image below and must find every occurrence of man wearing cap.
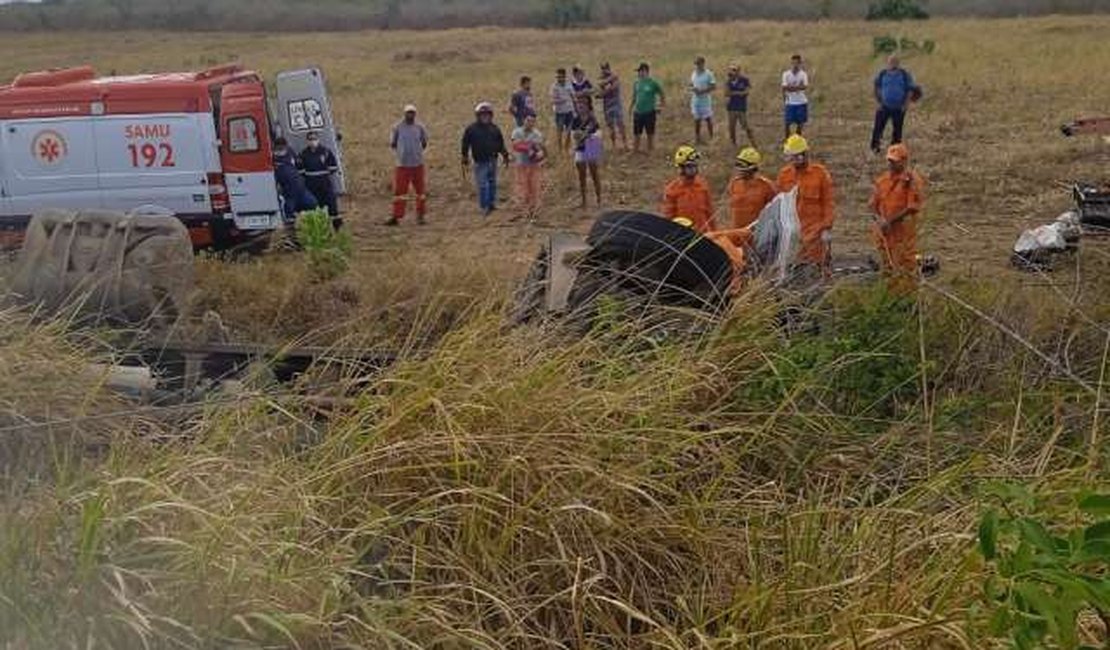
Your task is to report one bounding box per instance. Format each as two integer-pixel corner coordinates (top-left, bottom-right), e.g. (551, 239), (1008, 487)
(776, 134), (835, 268)
(300, 130), (341, 229)
(727, 148), (777, 230)
(869, 143), (925, 293)
(386, 104), (429, 226)
(726, 63), (756, 148)
(461, 102), (511, 216)
(629, 62), (665, 153)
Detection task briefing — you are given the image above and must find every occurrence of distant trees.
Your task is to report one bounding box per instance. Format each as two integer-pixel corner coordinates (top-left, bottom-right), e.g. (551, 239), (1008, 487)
(0, 0), (1104, 31)
(866, 0), (930, 20)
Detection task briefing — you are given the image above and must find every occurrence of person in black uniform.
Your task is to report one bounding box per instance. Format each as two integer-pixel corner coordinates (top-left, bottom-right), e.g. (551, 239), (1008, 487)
(300, 131), (341, 229)
(272, 137), (317, 224)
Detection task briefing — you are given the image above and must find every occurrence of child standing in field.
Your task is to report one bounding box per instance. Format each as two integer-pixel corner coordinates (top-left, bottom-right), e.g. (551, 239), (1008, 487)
(571, 99), (603, 208)
(598, 62), (627, 150)
(726, 63), (756, 148)
(510, 114), (547, 219)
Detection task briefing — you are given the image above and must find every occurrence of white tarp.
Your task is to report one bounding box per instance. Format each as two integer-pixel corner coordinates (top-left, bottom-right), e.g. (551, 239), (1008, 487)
(751, 188), (801, 282)
(1014, 223), (1068, 254)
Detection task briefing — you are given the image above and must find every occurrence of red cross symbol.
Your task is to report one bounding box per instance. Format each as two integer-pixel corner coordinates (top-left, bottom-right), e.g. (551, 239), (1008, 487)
(32, 130), (66, 165)
(38, 137), (61, 163)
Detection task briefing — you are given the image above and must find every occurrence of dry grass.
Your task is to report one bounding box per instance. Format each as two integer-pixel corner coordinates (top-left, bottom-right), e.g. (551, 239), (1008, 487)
(1, 16), (1110, 649)
(1, 17), (1105, 340)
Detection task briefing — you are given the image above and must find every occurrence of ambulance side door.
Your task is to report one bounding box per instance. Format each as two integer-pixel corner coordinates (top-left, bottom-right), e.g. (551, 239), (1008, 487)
(2, 118), (100, 214)
(94, 114), (211, 215)
(274, 68), (346, 194)
(218, 81), (281, 229)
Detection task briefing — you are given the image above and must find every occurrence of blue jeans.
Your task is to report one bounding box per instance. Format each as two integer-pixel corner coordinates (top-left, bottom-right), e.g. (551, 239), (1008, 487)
(474, 160), (498, 211)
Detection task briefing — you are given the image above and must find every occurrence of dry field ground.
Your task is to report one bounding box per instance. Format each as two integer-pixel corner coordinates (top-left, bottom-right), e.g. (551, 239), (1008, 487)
(3, 17), (1109, 341)
(2, 17), (1110, 650)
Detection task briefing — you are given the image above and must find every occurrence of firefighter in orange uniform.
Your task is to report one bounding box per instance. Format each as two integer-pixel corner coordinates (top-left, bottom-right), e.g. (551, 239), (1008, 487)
(869, 143), (925, 293)
(662, 146), (714, 233)
(727, 147), (777, 230)
(776, 134), (835, 267)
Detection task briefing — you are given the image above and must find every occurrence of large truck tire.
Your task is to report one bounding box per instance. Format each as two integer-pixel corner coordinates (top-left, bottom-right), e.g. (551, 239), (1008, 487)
(581, 210), (733, 311)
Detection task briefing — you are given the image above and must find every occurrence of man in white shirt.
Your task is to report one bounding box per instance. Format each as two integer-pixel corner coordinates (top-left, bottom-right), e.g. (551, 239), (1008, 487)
(782, 54), (810, 138)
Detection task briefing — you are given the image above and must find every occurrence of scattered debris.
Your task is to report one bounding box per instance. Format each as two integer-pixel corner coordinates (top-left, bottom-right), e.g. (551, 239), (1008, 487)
(1012, 211), (1080, 272)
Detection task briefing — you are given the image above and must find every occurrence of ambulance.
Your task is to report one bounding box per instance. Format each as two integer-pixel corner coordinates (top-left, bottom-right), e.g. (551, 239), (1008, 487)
(0, 64), (344, 249)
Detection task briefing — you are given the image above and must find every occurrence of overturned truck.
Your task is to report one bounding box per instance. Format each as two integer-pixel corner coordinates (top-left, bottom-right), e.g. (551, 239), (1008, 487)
(510, 192), (817, 327)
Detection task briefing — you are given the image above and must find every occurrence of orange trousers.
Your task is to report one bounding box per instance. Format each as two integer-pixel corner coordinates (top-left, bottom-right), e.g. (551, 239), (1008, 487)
(392, 165), (427, 219)
(515, 164), (542, 213)
(870, 223), (918, 294)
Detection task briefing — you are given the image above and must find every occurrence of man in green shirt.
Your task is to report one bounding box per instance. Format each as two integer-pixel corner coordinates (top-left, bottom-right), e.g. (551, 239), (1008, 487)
(629, 61), (666, 153)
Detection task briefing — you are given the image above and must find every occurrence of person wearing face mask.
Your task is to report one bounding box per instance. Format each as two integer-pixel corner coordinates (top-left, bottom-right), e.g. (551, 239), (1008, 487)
(272, 136), (317, 224)
(300, 130), (341, 229)
(661, 145), (713, 234)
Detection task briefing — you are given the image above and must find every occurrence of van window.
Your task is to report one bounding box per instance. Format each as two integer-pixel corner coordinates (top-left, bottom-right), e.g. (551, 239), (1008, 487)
(228, 116), (259, 153)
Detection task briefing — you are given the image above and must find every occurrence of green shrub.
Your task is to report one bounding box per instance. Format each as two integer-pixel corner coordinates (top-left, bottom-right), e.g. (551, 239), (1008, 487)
(977, 484), (1110, 650)
(741, 288), (922, 419)
(867, 0), (930, 21)
(295, 207), (352, 282)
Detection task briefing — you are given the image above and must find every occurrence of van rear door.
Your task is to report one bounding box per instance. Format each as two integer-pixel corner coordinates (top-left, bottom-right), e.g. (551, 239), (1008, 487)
(2, 118), (100, 214)
(218, 81), (281, 230)
(274, 68), (346, 194)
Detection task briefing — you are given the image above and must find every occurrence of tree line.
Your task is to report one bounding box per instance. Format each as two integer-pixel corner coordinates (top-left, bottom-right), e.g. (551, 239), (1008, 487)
(0, 0), (1105, 31)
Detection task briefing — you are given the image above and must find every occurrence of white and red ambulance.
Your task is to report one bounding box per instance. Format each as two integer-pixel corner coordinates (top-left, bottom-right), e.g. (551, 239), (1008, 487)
(0, 64), (344, 249)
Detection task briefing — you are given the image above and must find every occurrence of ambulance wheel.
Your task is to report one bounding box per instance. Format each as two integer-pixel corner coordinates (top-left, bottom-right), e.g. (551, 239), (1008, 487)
(584, 210), (732, 311)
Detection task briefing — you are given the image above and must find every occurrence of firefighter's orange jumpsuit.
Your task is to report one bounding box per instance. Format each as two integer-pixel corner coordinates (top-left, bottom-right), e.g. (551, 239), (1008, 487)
(869, 168), (925, 293)
(662, 176), (714, 233)
(706, 229), (750, 294)
(727, 175), (777, 229)
(776, 162), (836, 266)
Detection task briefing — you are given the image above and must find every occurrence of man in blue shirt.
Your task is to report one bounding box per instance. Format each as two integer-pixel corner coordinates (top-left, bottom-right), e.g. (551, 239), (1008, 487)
(870, 55), (920, 154)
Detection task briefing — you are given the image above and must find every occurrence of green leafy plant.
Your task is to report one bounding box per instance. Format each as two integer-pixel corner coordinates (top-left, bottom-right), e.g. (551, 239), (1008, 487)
(873, 35), (936, 57)
(977, 485), (1110, 650)
(295, 207), (352, 282)
(742, 289), (922, 418)
(867, 0), (929, 21)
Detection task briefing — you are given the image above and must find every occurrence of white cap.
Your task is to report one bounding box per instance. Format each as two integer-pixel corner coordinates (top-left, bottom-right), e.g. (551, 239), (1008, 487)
(474, 101), (494, 113)
(403, 104), (417, 113)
